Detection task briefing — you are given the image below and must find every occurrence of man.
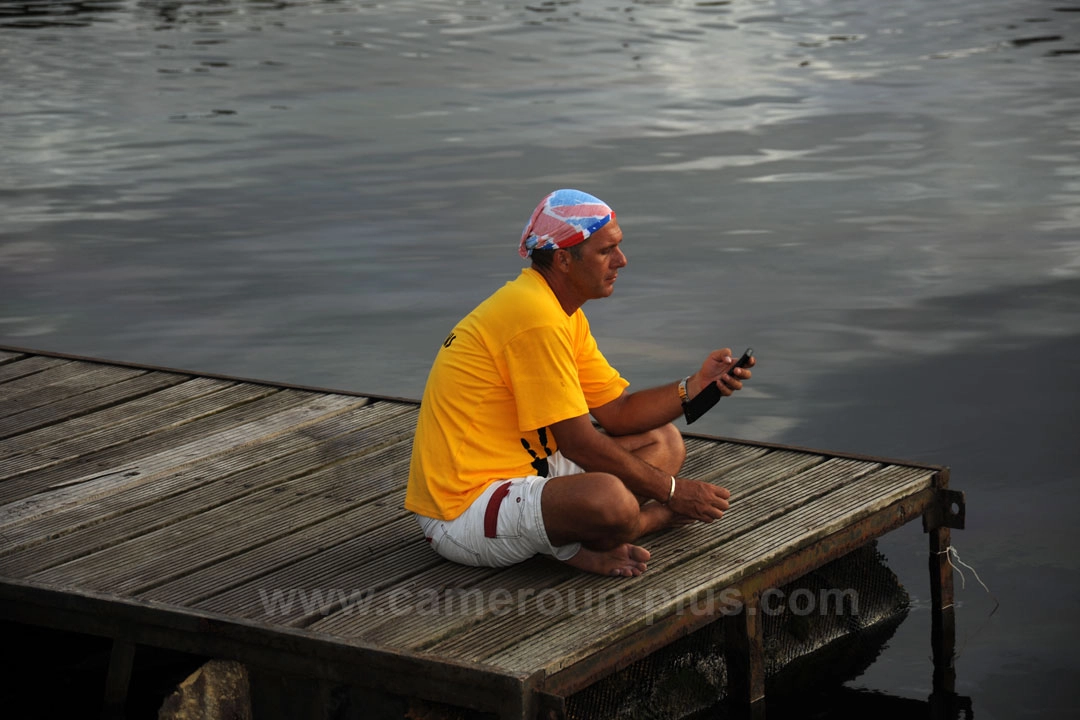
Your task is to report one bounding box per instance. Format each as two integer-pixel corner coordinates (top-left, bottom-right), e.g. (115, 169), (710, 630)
(405, 189), (754, 578)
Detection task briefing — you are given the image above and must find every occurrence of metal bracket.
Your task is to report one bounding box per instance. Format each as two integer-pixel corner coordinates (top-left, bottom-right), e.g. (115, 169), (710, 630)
(923, 489), (966, 532)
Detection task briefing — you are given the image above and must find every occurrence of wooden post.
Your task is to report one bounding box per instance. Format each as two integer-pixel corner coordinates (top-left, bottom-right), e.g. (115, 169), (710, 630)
(929, 525), (957, 695)
(924, 473), (962, 704)
(101, 639), (135, 720)
(723, 589), (766, 719)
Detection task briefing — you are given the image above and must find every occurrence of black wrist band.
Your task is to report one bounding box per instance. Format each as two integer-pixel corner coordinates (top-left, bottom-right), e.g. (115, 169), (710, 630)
(683, 381), (722, 424)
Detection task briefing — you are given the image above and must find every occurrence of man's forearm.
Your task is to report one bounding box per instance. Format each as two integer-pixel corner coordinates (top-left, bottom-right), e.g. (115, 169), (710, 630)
(556, 421), (673, 502)
(594, 376), (701, 437)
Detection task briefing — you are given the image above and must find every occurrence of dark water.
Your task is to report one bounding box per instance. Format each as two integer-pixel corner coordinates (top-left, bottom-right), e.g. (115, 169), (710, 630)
(2, 0), (1079, 717)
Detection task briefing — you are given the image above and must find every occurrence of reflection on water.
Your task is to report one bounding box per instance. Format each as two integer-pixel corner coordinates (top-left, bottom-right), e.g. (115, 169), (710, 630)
(760, 686), (973, 720)
(2, 0), (1079, 717)
(0, 1), (125, 28)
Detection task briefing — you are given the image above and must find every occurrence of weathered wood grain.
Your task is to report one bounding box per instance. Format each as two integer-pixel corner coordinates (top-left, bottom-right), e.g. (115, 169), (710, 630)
(25, 434), (412, 596)
(0, 378), (249, 479)
(0, 386), (296, 506)
(0, 402), (416, 572)
(0, 375), (217, 459)
(0, 392), (363, 526)
(0, 371), (193, 442)
(0, 365), (145, 421)
(0, 360), (130, 400)
(140, 500), (410, 607)
(0, 356), (70, 383)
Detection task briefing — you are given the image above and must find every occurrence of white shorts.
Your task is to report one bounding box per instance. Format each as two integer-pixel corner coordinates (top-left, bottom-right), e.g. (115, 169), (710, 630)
(415, 452), (583, 567)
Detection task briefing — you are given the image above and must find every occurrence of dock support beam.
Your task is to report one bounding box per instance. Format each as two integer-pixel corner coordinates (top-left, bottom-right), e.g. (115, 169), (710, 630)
(102, 639), (135, 720)
(923, 471), (966, 718)
(723, 589), (766, 719)
(928, 524), (957, 695)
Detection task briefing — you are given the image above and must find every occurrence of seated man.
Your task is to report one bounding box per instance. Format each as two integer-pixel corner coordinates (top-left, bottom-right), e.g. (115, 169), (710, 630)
(405, 189), (754, 577)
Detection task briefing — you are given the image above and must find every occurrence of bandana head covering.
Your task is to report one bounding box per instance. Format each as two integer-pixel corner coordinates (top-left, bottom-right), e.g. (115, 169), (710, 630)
(519, 189), (615, 259)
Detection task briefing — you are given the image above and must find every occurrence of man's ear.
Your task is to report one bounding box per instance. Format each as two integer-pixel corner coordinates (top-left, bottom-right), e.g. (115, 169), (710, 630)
(556, 248), (572, 271)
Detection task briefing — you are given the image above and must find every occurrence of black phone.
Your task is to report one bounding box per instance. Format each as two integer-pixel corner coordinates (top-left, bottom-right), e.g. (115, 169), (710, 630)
(726, 348), (754, 380)
(683, 347), (754, 424)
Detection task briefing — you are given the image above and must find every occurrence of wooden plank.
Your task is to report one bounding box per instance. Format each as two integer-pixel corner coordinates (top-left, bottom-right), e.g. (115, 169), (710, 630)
(678, 441), (770, 481)
(192, 514), (437, 623)
(196, 518), (440, 626)
(484, 465), (932, 675)
(0, 382), (281, 505)
(0, 356), (69, 383)
(140, 500), (410, 607)
(178, 446), (418, 622)
(719, 449), (827, 497)
(0, 359), (128, 400)
(0, 384), (292, 507)
(0, 402), (417, 565)
(0, 351), (26, 365)
(0, 364), (145, 421)
(0, 371), (193, 443)
(0, 375), (218, 459)
(31, 487), (367, 593)
(25, 434), (411, 595)
(423, 457), (881, 664)
(0, 378), (249, 479)
(0, 391), (360, 527)
(331, 560), (580, 648)
(313, 446), (825, 643)
(683, 465), (935, 584)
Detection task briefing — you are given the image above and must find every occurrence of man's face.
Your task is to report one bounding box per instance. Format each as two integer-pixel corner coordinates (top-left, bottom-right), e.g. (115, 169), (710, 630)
(566, 218), (627, 301)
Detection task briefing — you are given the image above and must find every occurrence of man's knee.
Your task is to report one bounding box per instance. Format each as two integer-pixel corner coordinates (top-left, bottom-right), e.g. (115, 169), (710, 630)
(651, 422), (686, 468)
(585, 473), (640, 540)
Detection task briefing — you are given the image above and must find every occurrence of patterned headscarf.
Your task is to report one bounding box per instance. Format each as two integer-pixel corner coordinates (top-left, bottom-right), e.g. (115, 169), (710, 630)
(518, 189), (615, 259)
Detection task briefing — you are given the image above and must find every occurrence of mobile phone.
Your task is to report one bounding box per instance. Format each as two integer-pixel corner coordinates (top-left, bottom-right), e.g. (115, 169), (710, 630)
(726, 348), (754, 380)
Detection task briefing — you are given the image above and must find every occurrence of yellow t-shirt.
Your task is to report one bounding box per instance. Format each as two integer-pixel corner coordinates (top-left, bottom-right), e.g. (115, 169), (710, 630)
(405, 268), (629, 520)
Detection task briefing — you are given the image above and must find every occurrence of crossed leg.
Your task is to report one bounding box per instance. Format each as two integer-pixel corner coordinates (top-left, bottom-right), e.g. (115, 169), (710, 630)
(541, 423), (689, 577)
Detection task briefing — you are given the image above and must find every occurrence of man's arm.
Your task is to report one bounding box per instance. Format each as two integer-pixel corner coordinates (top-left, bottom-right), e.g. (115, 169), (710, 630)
(549, 413), (732, 523)
(591, 348), (755, 437)
(549, 413), (672, 500)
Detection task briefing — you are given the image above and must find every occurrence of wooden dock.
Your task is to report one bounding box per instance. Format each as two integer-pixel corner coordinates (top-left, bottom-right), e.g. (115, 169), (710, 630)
(0, 346), (965, 719)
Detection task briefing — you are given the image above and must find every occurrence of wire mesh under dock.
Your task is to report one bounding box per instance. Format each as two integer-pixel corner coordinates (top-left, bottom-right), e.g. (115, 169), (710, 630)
(0, 346), (965, 719)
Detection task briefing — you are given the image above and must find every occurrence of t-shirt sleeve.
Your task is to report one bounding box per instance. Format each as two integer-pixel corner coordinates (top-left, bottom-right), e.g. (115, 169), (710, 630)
(575, 317), (629, 408)
(503, 326), (590, 432)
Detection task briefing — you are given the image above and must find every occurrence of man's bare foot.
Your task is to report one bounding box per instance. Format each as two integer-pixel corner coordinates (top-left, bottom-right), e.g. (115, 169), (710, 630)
(564, 543), (651, 577)
(639, 500), (696, 535)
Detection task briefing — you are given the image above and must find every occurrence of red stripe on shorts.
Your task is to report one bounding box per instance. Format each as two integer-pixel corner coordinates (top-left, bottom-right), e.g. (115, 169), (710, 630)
(484, 481), (513, 538)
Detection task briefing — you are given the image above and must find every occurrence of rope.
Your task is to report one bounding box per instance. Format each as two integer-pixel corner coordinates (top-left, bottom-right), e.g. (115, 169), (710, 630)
(935, 545), (1000, 615)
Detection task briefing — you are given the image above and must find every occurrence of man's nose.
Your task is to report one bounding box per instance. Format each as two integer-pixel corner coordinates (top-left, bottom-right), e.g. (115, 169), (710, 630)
(614, 247), (627, 267)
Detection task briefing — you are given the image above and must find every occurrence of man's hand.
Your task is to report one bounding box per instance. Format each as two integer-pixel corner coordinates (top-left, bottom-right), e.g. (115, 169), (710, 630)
(667, 478), (731, 523)
(691, 348), (756, 398)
